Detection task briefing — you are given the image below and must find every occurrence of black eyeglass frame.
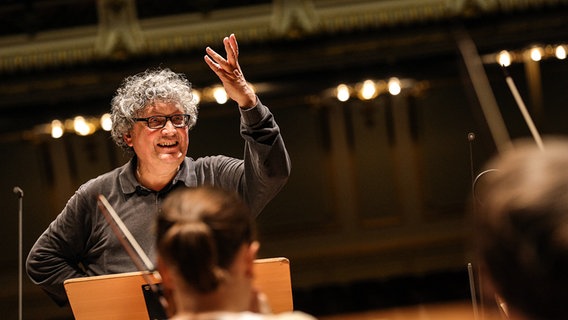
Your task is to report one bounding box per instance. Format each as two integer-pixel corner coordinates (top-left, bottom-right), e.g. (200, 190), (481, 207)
(133, 114), (191, 129)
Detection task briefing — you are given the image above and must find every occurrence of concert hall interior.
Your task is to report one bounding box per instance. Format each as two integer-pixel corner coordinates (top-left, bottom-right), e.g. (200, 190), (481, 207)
(1, 0), (568, 319)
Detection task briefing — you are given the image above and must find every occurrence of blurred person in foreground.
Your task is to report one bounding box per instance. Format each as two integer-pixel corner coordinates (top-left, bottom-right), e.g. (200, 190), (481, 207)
(26, 34), (291, 306)
(473, 137), (568, 320)
(157, 185), (315, 320)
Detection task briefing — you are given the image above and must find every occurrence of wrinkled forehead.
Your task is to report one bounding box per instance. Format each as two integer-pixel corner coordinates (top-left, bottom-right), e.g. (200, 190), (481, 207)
(139, 100), (184, 116)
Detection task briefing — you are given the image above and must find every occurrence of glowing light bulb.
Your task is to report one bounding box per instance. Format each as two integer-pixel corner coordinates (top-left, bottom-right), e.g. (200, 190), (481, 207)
(51, 120), (64, 138)
(360, 80), (376, 100)
(100, 113), (112, 131)
(74, 116), (92, 136)
(336, 84), (350, 102)
(191, 89), (201, 105)
(388, 77), (401, 96)
(555, 45), (566, 60)
(497, 50), (512, 67)
(212, 87), (228, 104)
(529, 47), (542, 62)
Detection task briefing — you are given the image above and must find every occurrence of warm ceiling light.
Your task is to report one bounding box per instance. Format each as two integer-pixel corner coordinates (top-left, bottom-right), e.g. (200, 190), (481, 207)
(191, 89), (201, 105)
(497, 50), (512, 67)
(74, 116), (93, 136)
(387, 77), (401, 96)
(212, 86), (228, 104)
(359, 80), (377, 100)
(529, 47), (543, 62)
(100, 113), (112, 131)
(51, 120), (64, 138)
(555, 45), (567, 60)
(336, 84), (350, 102)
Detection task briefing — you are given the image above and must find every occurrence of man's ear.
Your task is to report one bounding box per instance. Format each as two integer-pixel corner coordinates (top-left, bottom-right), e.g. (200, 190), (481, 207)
(123, 132), (133, 146)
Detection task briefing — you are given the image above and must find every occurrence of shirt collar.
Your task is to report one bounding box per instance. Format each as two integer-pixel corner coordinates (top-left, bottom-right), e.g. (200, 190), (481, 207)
(118, 156), (197, 195)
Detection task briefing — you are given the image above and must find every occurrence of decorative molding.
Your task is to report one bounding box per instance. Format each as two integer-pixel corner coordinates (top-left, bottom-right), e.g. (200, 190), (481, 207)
(95, 0), (145, 57)
(272, 0), (319, 35)
(0, 0), (563, 73)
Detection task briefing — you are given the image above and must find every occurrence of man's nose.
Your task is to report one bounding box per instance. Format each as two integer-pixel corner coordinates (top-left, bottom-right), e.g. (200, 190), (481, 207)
(161, 120), (177, 133)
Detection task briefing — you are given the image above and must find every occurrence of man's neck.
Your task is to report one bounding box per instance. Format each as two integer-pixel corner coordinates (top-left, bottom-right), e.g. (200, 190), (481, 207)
(136, 164), (179, 191)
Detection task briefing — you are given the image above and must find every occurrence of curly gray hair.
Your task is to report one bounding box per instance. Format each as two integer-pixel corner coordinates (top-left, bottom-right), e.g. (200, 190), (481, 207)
(110, 68), (199, 152)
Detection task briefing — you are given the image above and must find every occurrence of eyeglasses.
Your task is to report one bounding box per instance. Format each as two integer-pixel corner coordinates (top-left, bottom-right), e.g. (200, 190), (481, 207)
(133, 114), (191, 129)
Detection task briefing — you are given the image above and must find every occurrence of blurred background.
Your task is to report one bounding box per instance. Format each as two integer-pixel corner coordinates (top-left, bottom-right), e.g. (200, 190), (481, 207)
(1, 0), (567, 319)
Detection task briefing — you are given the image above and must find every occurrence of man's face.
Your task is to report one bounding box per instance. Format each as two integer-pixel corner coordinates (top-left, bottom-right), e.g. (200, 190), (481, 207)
(124, 101), (189, 169)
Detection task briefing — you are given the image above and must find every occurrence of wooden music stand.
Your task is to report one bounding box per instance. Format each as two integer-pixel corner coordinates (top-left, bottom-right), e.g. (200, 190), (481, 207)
(253, 257), (294, 313)
(64, 257), (293, 320)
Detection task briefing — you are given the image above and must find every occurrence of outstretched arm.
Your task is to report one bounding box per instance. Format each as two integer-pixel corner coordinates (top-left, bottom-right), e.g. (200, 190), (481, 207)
(204, 33), (257, 108)
(199, 34), (291, 217)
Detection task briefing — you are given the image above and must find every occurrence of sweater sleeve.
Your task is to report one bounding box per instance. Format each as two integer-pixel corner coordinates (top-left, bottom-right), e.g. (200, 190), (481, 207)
(238, 98), (291, 216)
(193, 98), (291, 217)
(26, 187), (93, 306)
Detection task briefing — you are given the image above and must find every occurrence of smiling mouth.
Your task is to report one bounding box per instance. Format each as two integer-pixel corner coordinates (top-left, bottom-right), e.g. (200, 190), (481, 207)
(158, 141), (179, 148)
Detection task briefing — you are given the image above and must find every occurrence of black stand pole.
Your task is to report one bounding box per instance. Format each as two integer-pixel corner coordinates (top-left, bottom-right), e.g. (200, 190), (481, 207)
(13, 187), (24, 320)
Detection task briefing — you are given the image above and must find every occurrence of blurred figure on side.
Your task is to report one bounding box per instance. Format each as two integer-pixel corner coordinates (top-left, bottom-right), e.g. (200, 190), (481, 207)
(473, 137), (568, 320)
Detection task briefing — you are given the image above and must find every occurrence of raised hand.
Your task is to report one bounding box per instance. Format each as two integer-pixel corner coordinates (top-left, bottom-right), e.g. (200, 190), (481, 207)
(204, 34), (257, 108)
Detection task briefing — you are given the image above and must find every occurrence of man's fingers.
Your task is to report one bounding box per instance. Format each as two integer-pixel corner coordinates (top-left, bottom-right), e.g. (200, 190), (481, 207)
(229, 34), (239, 58)
(205, 35), (245, 86)
(224, 37), (238, 66)
(204, 55), (221, 72)
(206, 46), (232, 70)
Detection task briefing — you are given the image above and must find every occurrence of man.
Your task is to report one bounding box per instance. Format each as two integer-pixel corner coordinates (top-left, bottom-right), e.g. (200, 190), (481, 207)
(26, 34), (291, 306)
